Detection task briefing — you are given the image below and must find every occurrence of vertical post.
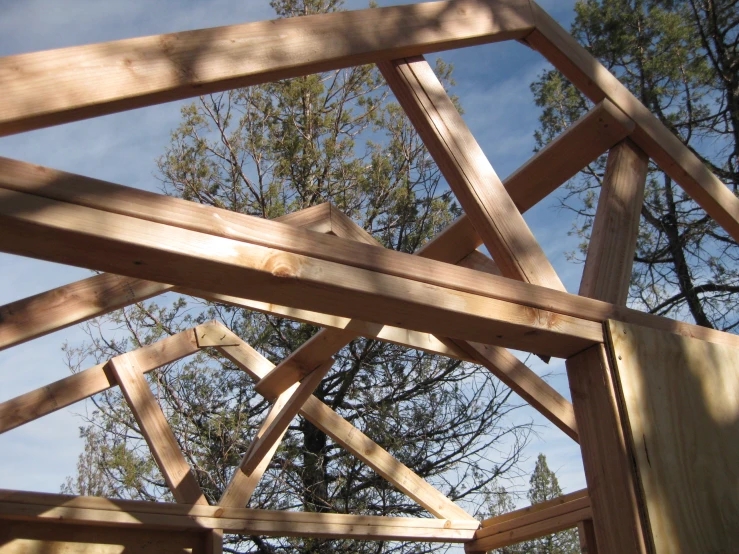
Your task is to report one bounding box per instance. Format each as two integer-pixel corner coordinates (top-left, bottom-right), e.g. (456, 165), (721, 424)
(566, 139), (649, 554)
(578, 520), (598, 554)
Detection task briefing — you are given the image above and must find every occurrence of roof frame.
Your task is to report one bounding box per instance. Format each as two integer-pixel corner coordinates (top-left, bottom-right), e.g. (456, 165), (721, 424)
(1, 0), (737, 552)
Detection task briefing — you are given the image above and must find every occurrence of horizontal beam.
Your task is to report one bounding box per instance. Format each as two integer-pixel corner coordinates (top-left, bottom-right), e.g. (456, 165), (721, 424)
(466, 489), (591, 552)
(0, 329), (199, 434)
(0, 158), (734, 351)
(0, 489), (478, 543)
(0, 204), (328, 353)
(527, 2), (739, 244)
(0, 0), (533, 136)
(0, 186), (602, 357)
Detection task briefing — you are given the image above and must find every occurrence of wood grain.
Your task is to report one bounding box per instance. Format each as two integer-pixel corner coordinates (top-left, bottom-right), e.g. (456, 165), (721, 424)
(0, 274), (172, 351)
(608, 320), (739, 553)
(108, 354), (207, 505)
(0, 187), (602, 358)
(0, 489), (478, 542)
(0, 156), (729, 352)
(579, 140), (648, 305)
(380, 56), (565, 291)
(0, 0), (533, 136)
(0, 329), (199, 434)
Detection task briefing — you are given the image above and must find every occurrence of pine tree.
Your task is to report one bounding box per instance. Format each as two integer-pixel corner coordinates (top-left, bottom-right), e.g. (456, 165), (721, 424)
(531, 0), (739, 331)
(61, 2), (533, 553)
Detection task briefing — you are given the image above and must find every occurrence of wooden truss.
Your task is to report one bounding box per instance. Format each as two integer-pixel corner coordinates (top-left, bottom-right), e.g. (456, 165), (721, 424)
(1, 0), (738, 552)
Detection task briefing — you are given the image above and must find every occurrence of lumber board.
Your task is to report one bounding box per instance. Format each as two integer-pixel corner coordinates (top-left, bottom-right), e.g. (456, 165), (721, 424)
(108, 354), (207, 505)
(565, 345), (647, 554)
(527, 2), (739, 244)
(253, 202), (576, 443)
(240, 358), (332, 476)
(0, 204), (327, 354)
(414, 98), (635, 264)
(380, 56), (565, 291)
(0, 187), (602, 358)
(0, 490), (478, 542)
(0, 520), (205, 553)
(188, 290), (474, 360)
(198, 322), (475, 521)
(0, 0), (534, 136)
(579, 140), (648, 305)
(607, 320), (739, 553)
(1, 157), (731, 352)
(466, 491), (591, 552)
(0, 274), (172, 351)
(479, 488), (588, 527)
(453, 341), (577, 441)
(0, 329), (199, 434)
(567, 138), (649, 554)
(256, 328), (356, 399)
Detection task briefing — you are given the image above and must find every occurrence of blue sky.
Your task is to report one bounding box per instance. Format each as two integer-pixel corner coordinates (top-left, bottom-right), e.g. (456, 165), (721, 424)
(0, 0), (586, 509)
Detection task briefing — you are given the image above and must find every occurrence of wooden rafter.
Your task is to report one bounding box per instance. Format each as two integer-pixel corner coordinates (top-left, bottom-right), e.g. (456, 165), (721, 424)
(198, 321), (476, 521)
(0, 0), (534, 136)
(0, 329), (200, 434)
(526, 1), (739, 243)
(380, 56), (565, 291)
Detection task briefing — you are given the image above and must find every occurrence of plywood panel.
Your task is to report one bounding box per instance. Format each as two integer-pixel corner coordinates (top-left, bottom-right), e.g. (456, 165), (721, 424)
(607, 320), (739, 553)
(0, 520), (203, 553)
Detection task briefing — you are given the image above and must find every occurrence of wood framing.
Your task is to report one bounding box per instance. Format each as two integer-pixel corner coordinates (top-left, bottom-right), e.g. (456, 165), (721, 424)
(2, 0), (737, 550)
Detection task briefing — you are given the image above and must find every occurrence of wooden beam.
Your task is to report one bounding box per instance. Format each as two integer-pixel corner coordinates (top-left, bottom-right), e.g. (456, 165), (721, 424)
(379, 56), (565, 291)
(0, 273), (173, 351)
(566, 345), (647, 554)
(240, 358), (332, 475)
(189, 290), (474, 359)
(414, 98), (635, 264)
(256, 329), (355, 399)
(451, 341), (578, 441)
(0, 187), (602, 358)
(504, 99), (635, 212)
(527, 1), (739, 243)
(578, 519), (599, 554)
(0, 0), (534, 136)
(565, 139), (650, 553)
(197, 322), (475, 521)
(466, 489), (591, 552)
(579, 140), (648, 305)
(108, 354), (208, 505)
(0, 158), (734, 351)
(0, 328), (199, 434)
(0, 489), (479, 542)
(0, 203), (327, 353)
(0, 520), (208, 554)
(253, 206), (577, 444)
